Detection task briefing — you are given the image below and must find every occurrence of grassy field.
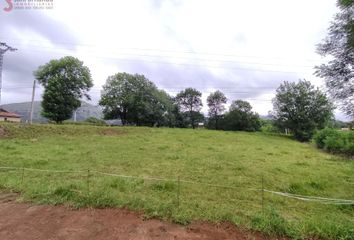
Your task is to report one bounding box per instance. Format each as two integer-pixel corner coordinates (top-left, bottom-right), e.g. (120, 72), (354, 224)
(0, 123), (353, 239)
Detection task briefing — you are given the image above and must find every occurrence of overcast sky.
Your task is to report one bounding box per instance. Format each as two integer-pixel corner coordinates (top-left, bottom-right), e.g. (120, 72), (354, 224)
(0, 0), (349, 120)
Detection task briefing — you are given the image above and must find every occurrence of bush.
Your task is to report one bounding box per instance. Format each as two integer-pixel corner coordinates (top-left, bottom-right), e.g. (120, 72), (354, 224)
(314, 128), (340, 149)
(314, 128), (354, 156)
(62, 117), (107, 126)
(218, 110), (261, 132)
(260, 119), (280, 134)
(84, 117), (107, 126)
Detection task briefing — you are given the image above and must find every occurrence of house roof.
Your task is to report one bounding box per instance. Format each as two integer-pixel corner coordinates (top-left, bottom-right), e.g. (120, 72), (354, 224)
(0, 108), (21, 118)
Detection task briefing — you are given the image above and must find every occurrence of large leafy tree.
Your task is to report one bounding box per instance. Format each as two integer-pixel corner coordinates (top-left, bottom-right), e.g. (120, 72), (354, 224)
(149, 89), (175, 127)
(315, 0), (354, 119)
(175, 88), (203, 129)
(229, 99), (252, 112)
(99, 72), (172, 126)
(34, 56), (93, 123)
(207, 90), (227, 130)
(220, 100), (261, 132)
(272, 80), (334, 141)
(168, 101), (189, 128)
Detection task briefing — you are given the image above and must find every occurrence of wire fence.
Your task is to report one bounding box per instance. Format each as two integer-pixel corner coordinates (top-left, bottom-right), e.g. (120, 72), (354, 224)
(1, 166), (353, 209)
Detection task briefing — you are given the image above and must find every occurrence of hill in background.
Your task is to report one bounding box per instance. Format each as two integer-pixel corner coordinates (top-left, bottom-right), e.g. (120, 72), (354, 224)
(0, 101), (103, 123)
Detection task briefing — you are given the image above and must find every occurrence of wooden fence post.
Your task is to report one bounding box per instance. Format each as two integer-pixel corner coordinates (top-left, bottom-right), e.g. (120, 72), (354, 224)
(262, 175), (264, 213)
(21, 167), (25, 189)
(87, 169), (90, 196)
(177, 176), (180, 208)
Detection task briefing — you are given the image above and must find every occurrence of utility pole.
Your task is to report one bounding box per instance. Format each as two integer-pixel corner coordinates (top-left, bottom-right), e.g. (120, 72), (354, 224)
(0, 42), (17, 106)
(29, 80), (36, 124)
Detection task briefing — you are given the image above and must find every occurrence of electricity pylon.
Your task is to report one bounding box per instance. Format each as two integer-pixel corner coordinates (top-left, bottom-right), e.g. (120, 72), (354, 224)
(0, 42), (17, 106)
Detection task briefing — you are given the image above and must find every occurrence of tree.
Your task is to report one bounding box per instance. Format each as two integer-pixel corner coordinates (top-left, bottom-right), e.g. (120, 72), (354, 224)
(99, 72), (173, 126)
(149, 89), (175, 127)
(169, 102), (189, 128)
(207, 90), (227, 130)
(315, 1), (354, 119)
(190, 111), (205, 127)
(34, 56), (93, 123)
(230, 99), (252, 112)
(175, 88), (203, 129)
(272, 80), (334, 141)
(220, 100), (261, 132)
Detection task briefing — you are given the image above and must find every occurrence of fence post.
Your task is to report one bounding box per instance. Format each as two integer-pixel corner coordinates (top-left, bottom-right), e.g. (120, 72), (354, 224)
(87, 169), (90, 196)
(261, 175), (264, 213)
(21, 166), (25, 189)
(177, 176), (180, 208)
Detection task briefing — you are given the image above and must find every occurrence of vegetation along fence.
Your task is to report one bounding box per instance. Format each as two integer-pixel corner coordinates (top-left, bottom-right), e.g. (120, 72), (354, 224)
(1, 166), (353, 204)
(0, 165), (353, 227)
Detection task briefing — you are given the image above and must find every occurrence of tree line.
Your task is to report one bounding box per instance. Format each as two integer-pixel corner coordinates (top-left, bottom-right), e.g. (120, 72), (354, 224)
(98, 72), (263, 131)
(34, 56), (335, 142)
(31, 1), (354, 142)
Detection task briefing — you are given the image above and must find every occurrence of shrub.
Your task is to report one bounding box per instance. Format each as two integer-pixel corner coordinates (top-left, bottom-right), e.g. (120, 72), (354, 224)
(314, 128), (354, 156)
(218, 110), (261, 132)
(314, 128), (340, 149)
(84, 117), (107, 126)
(62, 118), (107, 126)
(260, 119), (280, 134)
(325, 132), (354, 155)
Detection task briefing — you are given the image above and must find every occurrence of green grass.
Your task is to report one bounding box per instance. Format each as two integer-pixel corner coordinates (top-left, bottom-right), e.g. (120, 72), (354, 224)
(0, 123), (353, 239)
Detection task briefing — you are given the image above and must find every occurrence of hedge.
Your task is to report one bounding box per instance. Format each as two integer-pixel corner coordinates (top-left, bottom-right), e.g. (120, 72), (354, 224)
(314, 128), (354, 156)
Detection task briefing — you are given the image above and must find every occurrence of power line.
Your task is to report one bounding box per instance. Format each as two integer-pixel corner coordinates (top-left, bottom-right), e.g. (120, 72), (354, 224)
(2, 86), (275, 93)
(0, 40), (321, 74)
(8, 41), (316, 69)
(0, 41), (282, 104)
(1, 86), (274, 102)
(1, 84), (278, 90)
(0, 37), (324, 63)
(3, 85), (275, 94)
(15, 47), (310, 75)
(2, 86), (276, 93)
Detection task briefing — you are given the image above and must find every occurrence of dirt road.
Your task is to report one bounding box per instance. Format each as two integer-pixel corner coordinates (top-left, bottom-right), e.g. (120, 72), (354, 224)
(0, 193), (281, 240)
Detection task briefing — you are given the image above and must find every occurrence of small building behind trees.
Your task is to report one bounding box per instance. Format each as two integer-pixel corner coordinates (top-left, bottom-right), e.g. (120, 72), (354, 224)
(0, 108), (21, 123)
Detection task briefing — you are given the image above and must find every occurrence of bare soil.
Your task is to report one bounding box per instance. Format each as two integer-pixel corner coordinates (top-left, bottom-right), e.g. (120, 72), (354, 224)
(0, 193), (284, 240)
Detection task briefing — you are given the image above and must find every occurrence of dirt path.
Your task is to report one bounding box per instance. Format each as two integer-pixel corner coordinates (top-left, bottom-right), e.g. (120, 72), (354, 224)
(0, 194), (281, 240)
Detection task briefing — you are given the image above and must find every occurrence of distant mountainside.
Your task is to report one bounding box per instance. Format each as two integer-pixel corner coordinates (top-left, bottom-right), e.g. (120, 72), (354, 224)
(0, 101), (103, 123)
